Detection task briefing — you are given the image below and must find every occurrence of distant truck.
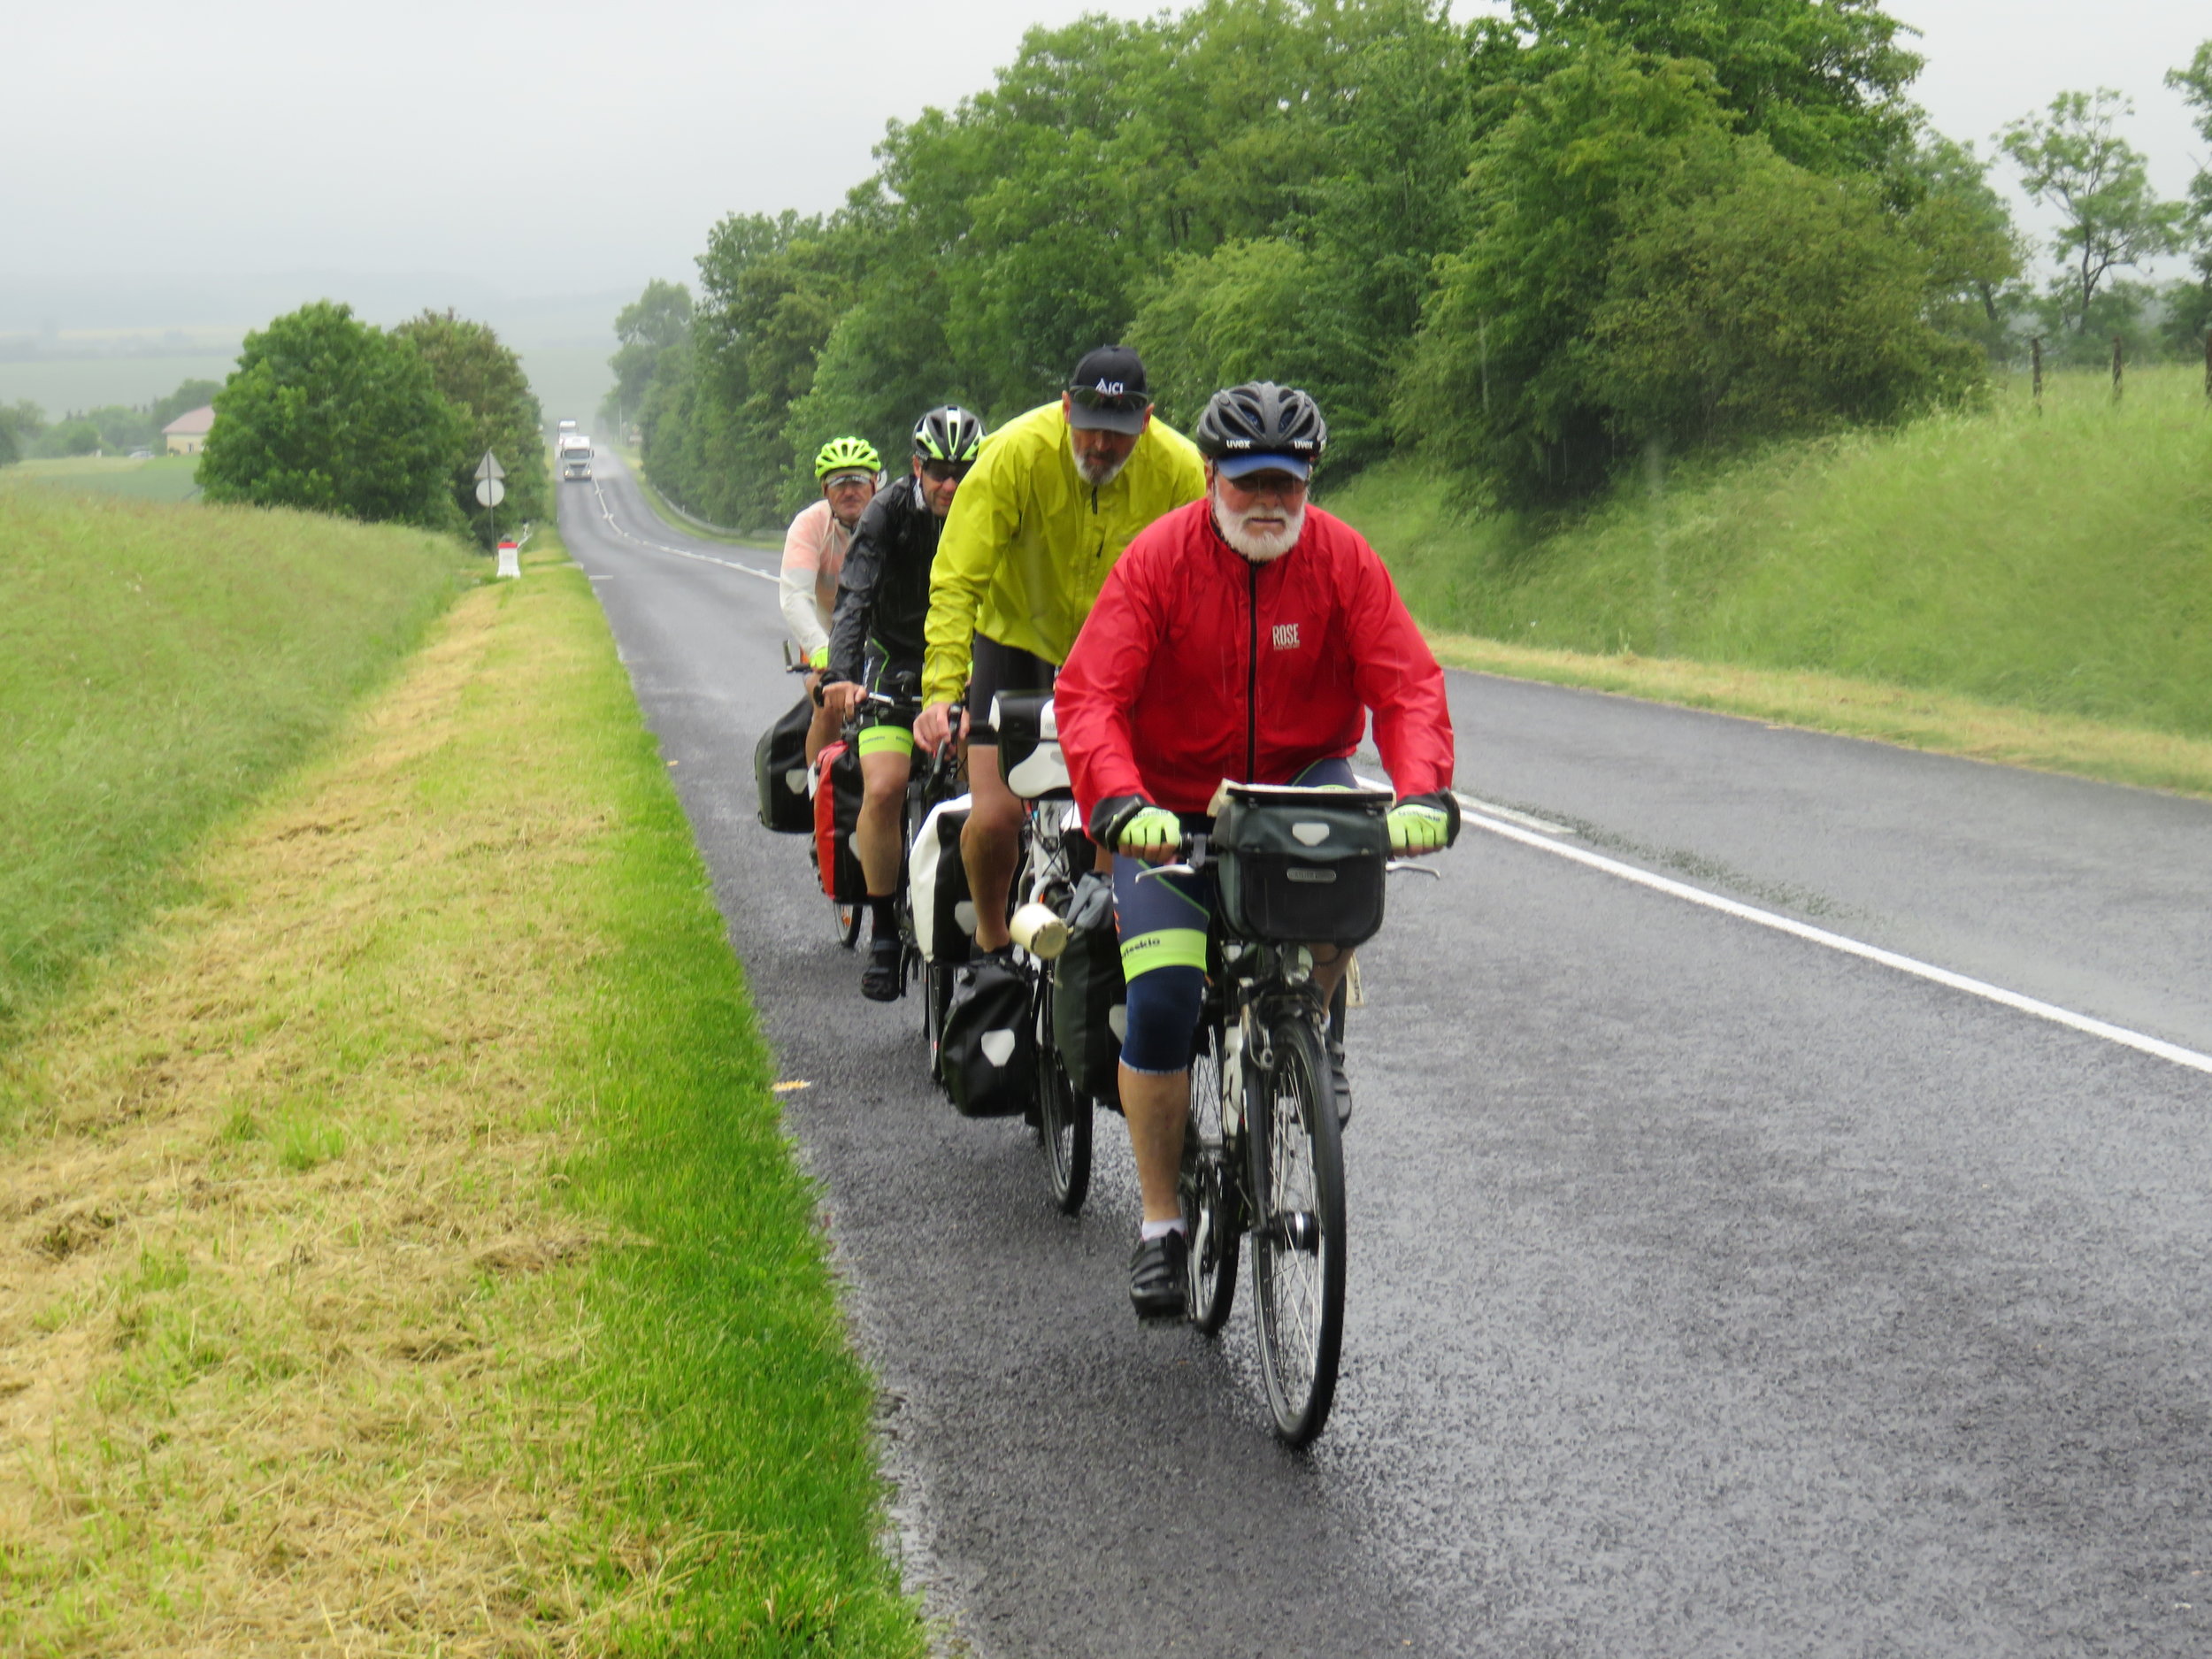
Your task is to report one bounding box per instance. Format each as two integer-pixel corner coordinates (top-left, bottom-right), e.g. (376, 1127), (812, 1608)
(558, 434), (593, 481)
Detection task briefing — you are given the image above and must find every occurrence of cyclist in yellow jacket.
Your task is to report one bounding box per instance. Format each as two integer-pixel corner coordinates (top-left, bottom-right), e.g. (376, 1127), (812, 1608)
(914, 345), (1204, 955)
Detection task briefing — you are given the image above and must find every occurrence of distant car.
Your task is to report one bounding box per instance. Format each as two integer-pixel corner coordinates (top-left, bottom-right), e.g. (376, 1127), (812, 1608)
(128, 449), (153, 460)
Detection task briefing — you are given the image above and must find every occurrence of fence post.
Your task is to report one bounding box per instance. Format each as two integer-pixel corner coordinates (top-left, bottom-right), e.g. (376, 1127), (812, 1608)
(2111, 335), (2124, 401)
(2031, 335), (2042, 411)
(2204, 332), (2210, 401)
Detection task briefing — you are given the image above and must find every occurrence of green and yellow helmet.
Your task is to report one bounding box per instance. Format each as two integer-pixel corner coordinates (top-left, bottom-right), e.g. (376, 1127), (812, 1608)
(814, 435), (881, 480)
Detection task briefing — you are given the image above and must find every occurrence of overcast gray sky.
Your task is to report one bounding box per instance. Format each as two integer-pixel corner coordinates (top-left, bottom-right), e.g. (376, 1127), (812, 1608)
(3, 0), (2204, 334)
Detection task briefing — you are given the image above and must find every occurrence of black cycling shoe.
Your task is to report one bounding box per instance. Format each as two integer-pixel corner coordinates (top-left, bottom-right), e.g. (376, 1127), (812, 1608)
(861, 935), (902, 1002)
(1129, 1230), (1188, 1322)
(1326, 1035), (1352, 1128)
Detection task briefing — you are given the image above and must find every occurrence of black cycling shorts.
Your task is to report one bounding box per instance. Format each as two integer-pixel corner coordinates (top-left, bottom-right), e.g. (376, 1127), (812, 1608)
(966, 632), (1056, 745)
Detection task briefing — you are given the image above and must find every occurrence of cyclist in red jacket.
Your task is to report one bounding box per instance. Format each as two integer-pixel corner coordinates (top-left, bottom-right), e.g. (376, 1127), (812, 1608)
(1056, 381), (1459, 1318)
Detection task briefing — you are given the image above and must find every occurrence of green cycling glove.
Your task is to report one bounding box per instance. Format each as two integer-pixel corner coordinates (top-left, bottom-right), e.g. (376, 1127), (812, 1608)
(808, 643), (829, 670)
(1116, 805), (1184, 856)
(1387, 800), (1453, 853)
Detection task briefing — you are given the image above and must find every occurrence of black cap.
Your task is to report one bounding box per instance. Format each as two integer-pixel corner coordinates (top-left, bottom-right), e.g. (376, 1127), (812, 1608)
(1065, 345), (1151, 434)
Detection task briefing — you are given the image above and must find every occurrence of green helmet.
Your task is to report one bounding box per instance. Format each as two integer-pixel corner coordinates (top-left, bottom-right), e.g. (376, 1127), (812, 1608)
(814, 435), (880, 480)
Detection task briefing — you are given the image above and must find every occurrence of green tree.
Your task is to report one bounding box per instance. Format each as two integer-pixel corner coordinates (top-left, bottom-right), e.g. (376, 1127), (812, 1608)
(0, 401), (42, 464)
(198, 301), (464, 530)
(391, 308), (549, 547)
(1998, 89), (2186, 338)
(1896, 128), (2028, 357)
(84, 405), (157, 453)
(0, 421), (15, 468)
(42, 419), (103, 458)
(1476, 0), (1924, 176)
(1396, 47), (1744, 499)
(2164, 41), (2212, 351)
(1592, 149), (1983, 446)
(605, 279), (692, 432)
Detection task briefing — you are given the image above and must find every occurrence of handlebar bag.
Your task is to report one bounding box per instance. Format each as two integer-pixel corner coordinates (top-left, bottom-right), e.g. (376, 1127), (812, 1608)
(1212, 783), (1394, 948)
(909, 794), (976, 965)
(1052, 872), (1125, 1111)
(754, 693), (815, 833)
(992, 692), (1072, 800)
(936, 956), (1037, 1118)
(810, 739), (866, 903)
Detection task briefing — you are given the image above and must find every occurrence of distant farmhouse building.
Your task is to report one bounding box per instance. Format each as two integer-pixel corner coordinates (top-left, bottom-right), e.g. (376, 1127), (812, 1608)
(163, 404), (216, 456)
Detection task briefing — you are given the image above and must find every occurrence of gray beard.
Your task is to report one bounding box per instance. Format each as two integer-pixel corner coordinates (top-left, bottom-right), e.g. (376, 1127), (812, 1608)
(1214, 497), (1305, 563)
(1074, 448), (1130, 488)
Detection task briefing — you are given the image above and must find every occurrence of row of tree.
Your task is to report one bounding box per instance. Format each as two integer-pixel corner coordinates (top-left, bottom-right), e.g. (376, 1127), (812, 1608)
(613, 0), (2212, 523)
(195, 302), (548, 547)
(0, 379), (223, 465)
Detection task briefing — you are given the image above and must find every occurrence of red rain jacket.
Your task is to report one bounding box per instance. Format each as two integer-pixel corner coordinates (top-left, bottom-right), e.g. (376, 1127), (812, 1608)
(1057, 500), (1455, 824)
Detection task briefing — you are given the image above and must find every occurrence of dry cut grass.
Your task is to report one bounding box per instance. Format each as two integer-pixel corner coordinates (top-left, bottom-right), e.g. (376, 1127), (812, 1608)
(0, 558), (670, 1655)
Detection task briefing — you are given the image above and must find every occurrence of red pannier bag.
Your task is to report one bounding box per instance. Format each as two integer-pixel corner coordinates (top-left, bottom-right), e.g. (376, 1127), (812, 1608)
(810, 738), (866, 903)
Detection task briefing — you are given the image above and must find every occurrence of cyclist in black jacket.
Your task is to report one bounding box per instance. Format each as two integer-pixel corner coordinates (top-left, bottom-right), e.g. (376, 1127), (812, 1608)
(822, 405), (987, 1000)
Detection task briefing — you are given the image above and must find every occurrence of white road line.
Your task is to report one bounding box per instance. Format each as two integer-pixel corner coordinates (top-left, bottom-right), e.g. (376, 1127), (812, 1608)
(588, 474), (779, 585)
(1454, 792), (1571, 837)
(1456, 805), (2212, 1079)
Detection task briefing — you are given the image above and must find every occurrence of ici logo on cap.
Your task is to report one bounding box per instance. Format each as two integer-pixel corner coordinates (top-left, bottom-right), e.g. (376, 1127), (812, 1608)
(1093, 379), (1126, 395)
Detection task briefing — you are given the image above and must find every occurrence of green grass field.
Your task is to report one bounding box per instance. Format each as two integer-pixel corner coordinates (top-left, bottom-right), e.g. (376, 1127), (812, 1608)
(1332, 364), (2212, 741)
(0, 488), (465, 1041)
(1, 534), (925, 1653)
(3, 455), (203, 503)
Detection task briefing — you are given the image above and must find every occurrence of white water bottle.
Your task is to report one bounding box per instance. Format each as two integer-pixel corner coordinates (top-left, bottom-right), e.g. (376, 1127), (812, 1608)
(1009, 901), (1070, 960)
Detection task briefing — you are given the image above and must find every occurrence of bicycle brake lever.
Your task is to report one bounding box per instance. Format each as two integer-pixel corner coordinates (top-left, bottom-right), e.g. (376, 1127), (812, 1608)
(1385, 858), (1444, 879)
(1136, 862), (1197, 882)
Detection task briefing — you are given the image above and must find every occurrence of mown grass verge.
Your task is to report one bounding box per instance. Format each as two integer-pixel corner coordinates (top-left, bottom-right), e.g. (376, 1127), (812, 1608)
(1333, 365), (2212, 787)
(0, 533), (925, 1654)
(0, 488), (465, 1041)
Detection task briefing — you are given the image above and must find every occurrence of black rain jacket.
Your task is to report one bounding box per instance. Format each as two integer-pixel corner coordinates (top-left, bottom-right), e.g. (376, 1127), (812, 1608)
(826, 474), (943, 685)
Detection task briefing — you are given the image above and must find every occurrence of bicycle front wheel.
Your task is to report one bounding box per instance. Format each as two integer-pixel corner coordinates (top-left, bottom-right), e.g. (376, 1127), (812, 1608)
(1247, 1011), (1345, 1446)
(1033, 975), (1092, 1215)
(832, 895), (864, 949)
(1180, 1020), (1239, 1333)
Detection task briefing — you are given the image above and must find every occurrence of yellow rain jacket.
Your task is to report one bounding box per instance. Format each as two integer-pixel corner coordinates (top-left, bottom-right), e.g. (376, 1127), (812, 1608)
(922, 399), (1205, 708)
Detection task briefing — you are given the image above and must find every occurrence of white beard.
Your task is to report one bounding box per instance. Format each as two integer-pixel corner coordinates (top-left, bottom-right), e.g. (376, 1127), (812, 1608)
(1074, 447), (1130, 488)
(1214, 495), (1305, 563)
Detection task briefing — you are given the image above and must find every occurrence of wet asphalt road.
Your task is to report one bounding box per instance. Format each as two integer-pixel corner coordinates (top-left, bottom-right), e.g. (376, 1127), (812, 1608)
(559, 455), (2212, 1657)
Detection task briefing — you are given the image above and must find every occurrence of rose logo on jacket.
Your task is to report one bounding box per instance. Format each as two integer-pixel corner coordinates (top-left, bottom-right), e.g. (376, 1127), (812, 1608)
(1272, 622), (1302, 650)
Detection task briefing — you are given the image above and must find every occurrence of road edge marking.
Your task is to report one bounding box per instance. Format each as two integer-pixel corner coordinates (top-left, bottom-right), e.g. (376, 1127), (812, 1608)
(588, 472), (780, 585)
(1455, 803), (2212, 1079)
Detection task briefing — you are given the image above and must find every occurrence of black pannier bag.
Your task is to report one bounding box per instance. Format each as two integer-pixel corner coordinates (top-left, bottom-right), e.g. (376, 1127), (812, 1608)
(936, 956), (1037, 1118)
(754, 694), (815, 833)
(991, 692), (1072, 800)
(910, 794), (975, 965)
(1211, 783), (1395, 948)
(1052, 872), (1125, 1110)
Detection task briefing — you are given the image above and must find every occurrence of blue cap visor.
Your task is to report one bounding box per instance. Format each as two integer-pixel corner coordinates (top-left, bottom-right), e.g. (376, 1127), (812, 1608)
(1216, 451), (1311, 480)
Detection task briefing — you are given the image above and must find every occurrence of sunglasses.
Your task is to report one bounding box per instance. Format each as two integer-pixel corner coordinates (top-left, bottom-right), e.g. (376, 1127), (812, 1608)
(919, 458), (973, 482)
(1068, 386), (1149, 415)
(823, 472), (874, 490)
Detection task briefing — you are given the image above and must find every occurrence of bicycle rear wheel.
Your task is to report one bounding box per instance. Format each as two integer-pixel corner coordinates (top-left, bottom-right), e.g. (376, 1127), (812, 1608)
(1247, 1011), (1345, 1446)
(1180, 1019), (1240, 1333)
(1033, 975), (1092, 1215)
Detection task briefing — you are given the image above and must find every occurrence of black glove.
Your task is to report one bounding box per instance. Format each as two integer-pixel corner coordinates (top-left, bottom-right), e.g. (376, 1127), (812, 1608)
(1088, 794), (1154, 849)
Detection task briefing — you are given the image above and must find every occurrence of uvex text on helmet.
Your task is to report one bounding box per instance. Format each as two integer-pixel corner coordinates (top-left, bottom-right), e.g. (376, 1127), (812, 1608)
(1194, 382), (1327, 476)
